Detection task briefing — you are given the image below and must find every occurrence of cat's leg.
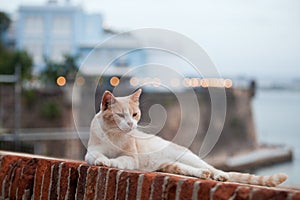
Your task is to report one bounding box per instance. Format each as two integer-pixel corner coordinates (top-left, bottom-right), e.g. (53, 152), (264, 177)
(85, 150), (111, 167)
(158, 162), (211, 179)
(110, 155), (138, 170)
(175, 150), (229, 181)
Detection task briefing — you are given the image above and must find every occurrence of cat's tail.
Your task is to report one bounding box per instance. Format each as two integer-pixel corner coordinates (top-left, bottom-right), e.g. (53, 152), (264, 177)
(227, 172), (288, 187)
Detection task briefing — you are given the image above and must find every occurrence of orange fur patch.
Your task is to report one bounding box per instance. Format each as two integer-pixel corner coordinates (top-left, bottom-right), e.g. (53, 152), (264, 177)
(159, 163), (182, 174)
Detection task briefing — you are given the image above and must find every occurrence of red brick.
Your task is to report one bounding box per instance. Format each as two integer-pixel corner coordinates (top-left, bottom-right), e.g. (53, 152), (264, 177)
(234, 186), (251, 200)
(179, 179), (196, 200)
(0, 156), (22, 198)
(65, 163), (79, 200)
(17, 158), (38, 199)
(58, 163), (69, 200)
(96, 167), (109, 199)
(115, 171), (128, 200)
(163, 176), (183, 200)
(6, 158), (22, 200)
(10, 159), (29, 200)
(8, 158), (32, 200)
(33, 159), (56, 200)
(292, 192), (300, 200)
(106, 168), (119, 200)
(2, 153), (300, 200)
(75, 164), (89, 200)
(274, 190), (288, 200)
(33, 159), (47, 200)
(40, 160), (60, 200)
(125, 172), (140, 200)
(49, 162), (61, 199)
(213, 183), (238, 200)
(151, 175), (167, 200)
(197, 180), (217, 200)
(84, 166), (98, 199)
(0, 155), (22, 178)
(252, 188), (276, 200)
(141, 173), (158, 199)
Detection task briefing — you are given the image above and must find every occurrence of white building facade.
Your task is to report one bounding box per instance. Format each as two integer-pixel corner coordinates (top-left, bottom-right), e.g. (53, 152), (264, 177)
(16, 1), (146, 74)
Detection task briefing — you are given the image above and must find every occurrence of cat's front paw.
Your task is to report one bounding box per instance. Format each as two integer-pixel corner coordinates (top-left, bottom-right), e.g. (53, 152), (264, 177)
(110, 159), (135, 169)
(198, 169), (211, 179)
(213, 171), (229, 182)
(94, 157), (111, 167)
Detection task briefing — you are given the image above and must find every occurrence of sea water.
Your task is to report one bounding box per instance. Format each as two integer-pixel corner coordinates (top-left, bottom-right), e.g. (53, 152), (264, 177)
(253, 89), (300, 186)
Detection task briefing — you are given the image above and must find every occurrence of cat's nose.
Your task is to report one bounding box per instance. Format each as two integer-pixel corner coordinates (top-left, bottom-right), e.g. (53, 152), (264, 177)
(127, 122), (133, 127)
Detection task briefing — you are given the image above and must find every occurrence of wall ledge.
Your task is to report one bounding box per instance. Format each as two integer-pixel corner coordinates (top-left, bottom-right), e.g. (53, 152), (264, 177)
(0, 151), (299, 200)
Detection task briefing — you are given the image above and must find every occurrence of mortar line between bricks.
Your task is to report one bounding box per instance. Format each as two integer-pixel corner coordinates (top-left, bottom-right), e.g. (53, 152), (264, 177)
(192, 181), (200, 200)
(93, 168), (101, 200)
(56, 162), (64, 200)
(249, 187), (255, 200)
(31, 166), (38, 200)
(175, 179), (185, 200)
(48, 164), (55, 200)
(125, 177), (130, 200)
(22, 189), (30, 199)
(83, 166), (91, 200)
(286, 192), (292, 200)
(15, 187), (18, 200)
(161, 176), (169, 199)
(114, 170), (123, 200)
(18, 161), (26, 200)
(103, 168), (112, 200)
(8, 159), (21, 198)
(8, 167), (15, 198)
(287, 191), (295, 200)
(209, 182), (220, 200)
(288, 191), (296, 200)
(64, 168), (72, 200)
(75, 163), (83, 200)
(149, 175), (155, 200)
(0, 155), (3, 172)
(136, 174), (144, 200)
(39, 173), (45, 200)
(228, 185), (239, 200)
(2, 175), (7, 199)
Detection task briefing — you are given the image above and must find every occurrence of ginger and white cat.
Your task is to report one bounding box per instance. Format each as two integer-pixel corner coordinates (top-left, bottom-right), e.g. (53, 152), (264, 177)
(85, 89), (287, 187)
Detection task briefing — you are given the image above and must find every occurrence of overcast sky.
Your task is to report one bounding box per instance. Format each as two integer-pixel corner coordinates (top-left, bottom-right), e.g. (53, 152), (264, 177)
(1, 0), (300, 81)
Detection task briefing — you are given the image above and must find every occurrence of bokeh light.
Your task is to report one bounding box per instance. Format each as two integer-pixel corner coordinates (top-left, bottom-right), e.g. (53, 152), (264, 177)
(56, 76), (66, 87)
(110, 76), (120, 87)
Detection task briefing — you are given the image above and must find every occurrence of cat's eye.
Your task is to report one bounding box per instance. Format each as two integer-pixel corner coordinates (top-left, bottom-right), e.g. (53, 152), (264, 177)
(116, 113), (124, 118)
(132, 113), (138, 117)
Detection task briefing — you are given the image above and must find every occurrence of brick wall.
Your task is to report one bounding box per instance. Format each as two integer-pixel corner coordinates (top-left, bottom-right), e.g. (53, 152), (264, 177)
(0, 151), (299, 200)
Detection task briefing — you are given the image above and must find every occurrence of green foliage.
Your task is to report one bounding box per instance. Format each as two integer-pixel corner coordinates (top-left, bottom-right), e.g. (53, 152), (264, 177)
(0, 47), (33, 79)
(40, 54), (79, 85)
(0, 11), (11, 34)
(14, 50), (33, 79)
(64, 54), (79, 79)
(0, 11), (33, 80)
(41, 101), (61, 120)
(40, 58), (63, 84)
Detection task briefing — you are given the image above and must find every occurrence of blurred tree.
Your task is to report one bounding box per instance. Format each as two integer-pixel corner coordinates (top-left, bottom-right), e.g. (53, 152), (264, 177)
(0, 11), (33, 80)
(40, 54), (79, 85)
(0, 11), (11, 36)
(64, 54), (80, 80)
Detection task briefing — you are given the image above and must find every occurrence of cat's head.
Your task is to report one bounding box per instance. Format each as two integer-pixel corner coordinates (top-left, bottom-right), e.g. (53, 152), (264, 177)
(100, 89), (142, 133)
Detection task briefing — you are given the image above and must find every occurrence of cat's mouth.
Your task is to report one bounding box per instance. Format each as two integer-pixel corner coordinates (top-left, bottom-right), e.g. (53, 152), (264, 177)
(119, 125), (136, 133)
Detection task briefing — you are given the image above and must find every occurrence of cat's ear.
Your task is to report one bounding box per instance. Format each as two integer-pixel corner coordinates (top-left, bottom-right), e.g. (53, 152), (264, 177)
(130, 88), (142, 102)
(101, 91), (116, 111)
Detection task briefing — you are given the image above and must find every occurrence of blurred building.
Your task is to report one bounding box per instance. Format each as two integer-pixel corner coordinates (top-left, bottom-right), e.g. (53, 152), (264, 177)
(13, 0), (146, 74)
